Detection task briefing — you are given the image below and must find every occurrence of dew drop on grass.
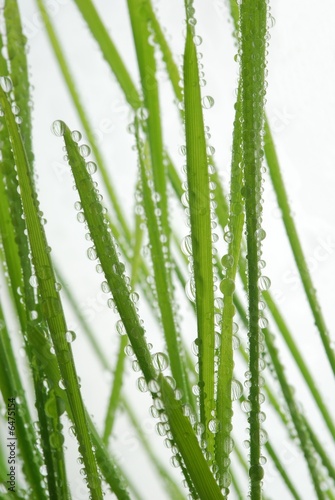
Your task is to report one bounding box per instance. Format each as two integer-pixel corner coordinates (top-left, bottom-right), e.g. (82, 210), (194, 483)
(171, 455), (180, 468)
(181, 235), (192, 256)
(241, 400), (251, 413)
(255, 228), (266, 241)
(220, 278), (235, 295)
(101, 281), (110, 293)
(232, 335), (240, 349)
(11, 104), (20, 115)
(224, 231), (234, 243)
(156, 422), (166, 436)
(0, 76), (12, 92)
(137, 377), (148, 393)
(115, 320), (126, 336)
(152, 352), (169, 372)
(52, 120), (65, 137)
(258, 275), (271, 291)
(231, 379), (243, 401)
(258, 317), (268, 329)
(206, 145), (215, 155)
(77, 212), (85, 223)
(65, 330), (76, 343)
(55, 282), (62, 292)
(59, 380), (66, 390)
(193, 35), (202, 46)
(124, 345), (134, 357)
(148, 379), (160, 393)
(208, 418), (220, 434)
(29, 275), (38, 288)
(79, 144), (91, 158)
(87, 247), (97, 261)
(221, 254), (234, 269)
(202, 96), (214, 109)
(130, 292), (139, 304)
(224, 436), (234, 454)
(249, 464), (264, 481)
(71, 130), (82, 142)
(185, 278), (196, 302)
(86, 161), (97, 175)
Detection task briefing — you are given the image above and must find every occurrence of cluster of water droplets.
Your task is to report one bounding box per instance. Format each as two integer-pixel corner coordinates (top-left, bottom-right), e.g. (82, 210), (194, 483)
(0, 76), (23, 125)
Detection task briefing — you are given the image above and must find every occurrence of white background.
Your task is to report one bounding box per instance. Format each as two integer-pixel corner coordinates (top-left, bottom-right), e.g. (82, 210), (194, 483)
(5, 0), (335, 498)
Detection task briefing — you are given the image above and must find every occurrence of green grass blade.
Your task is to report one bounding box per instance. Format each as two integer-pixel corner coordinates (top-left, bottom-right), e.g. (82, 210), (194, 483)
(304, 417), (335, 485)
(263, 121), (335, 375)
(36, 0), (131, 243)
(4, 0), (34, 169)
(239, 0), (268, 496)
(0, 90), (103, 500)
(0, 304), (47, 499)
(71, 0), (141, 109)
(183, 13), (216, 455)
(135, 123), (190, 403)
(127, 0), (169, 241)
(216, 84), (244, 488)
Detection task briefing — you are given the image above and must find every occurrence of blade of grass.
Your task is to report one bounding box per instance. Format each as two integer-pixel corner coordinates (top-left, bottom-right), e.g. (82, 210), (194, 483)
(239, 0), (268, 496)
(127, 0), (169, 241)
(0, 89), (103, 500)
(183, 7), (216, 457)
(216, 83), (244, 488)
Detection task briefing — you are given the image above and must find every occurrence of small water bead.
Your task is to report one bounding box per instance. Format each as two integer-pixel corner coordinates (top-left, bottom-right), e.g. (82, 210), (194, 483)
(221, 254), (234, 269)
(29, 310), (38, 321)
(255, 228), (266, 241)
(55, 282), (62, 292)
(208, 418), (220, 434)
(101, 281), (110, 293)
(71, 130), (82, 142)
(220, 278), (235, 295)
(258, 317), (268, 329)
(193, 35), (202, 46)
(232, 334), (240, 349)
(224, 231), (234, 243)
(137, 107), (149, 120)
(202, 96), (214, 109)
(137, 377), (148, 393)
(77, 212), (86, 223)
(259, 259), (266, 269)
(148, 379), (160, 393)
(132, 360), (140, 372)
(231, 379), (243, 401)
(206, 145), (215, 155)
(0, 76), (12, 92)
(156, 422), (166, 436)
(152, 352), (169, 372)
(181, 235), (192, 256)
(260, 428), (268, 444)
(124, 345), (134, 357)
(171, 455), (180, 468)
(214, 297), (223, 311)
(29, 275), (38, 288)
(59, 380), (66, 390)
(185, 278), (196, 302)
(65, 330), (76, 343)
(79, 144), (91, 158)
(52, 120), (65, 137)
(241, 400), (251, 413)
(130, 291), (139, 304)
(87, 247), (97, 261)
(260, 455), (267, 465)
(249, 464), (264, 481)
(74, 201), (82, 211)
(212, 233), (219, 243)
(258, 275), (271, 291)
(86, 161), (97, 175)
(115, 320), (126, 336)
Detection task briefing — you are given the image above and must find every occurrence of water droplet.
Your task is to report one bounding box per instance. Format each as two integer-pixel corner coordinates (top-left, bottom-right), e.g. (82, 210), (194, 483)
(171, 455), (180, 468)
(220, 278), (235, 295)
(116, 320), (126, 336)
(148, 379), (160, 393)
(221, 254), (234, 269)
(101, 281), (110, 293)
(87, 247), (97, 261)
(0, 76), (12, 92)
(255, 228), (266, 241)
(124, 344), (134, 357)
(260, 429), (268, 444)
(152, 352), (169, 372)
(192, 35), (202, 46)
(181, 235), (192, 256)
(86, 161), (97, 174)
(223, 436), (234, 454)
(258, 276), (271, 291)
(208, 418), (220, 434)
(65, 330), (76, 343)
(130, 292), (139, 304)
(77, 212), (85, 223)
(231, 379), (243, 400)
(55, 282), (62, 292)
(137, 377), (148, 392)
(137, 107), (149, 120)
(258, 317), (268, 329)
(59, 380), (66, 390)
(71, 130), (82, 142)
(249, 464), (264, 481)
(202, 96), (214, 109)
(156, 422), (166, 436)
(185, 278), (196, 302)
(224, 231), (234, 243)
(241, 400), (251, 413)
(52, 120), (65, 137)
(206, 145), (215, 155)
(79, 144), (91, 158)
(29, 275), (38, 288)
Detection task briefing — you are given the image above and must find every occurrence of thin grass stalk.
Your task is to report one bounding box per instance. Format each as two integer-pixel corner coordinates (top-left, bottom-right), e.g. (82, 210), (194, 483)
(239, 0), (268, 496)
(183, 5), (216, 456)
(215, 83), (244, 490)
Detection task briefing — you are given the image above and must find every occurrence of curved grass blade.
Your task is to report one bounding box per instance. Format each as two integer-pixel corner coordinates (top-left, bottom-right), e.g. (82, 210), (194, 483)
(36, 0), (131, 244)
(61, 122), (223, 499)
(239, 0), (268, 496)
(183, 11), (216, 456)
(0, 89), (103, 500)
(71, 0), (141, 109)
(264, 121), (335, 375)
